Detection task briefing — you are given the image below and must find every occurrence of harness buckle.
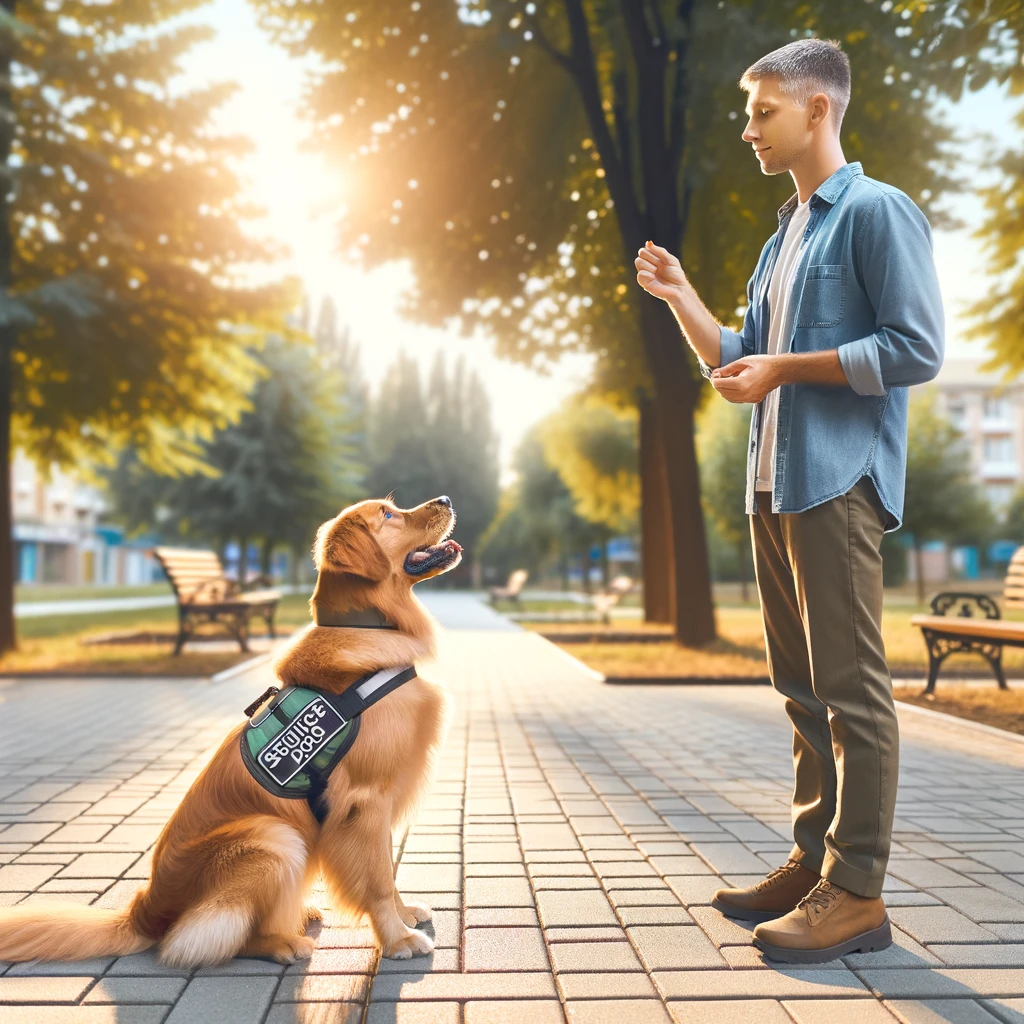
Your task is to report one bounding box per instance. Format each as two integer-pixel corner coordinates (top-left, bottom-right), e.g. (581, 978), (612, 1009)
(244, 686), (280, 720)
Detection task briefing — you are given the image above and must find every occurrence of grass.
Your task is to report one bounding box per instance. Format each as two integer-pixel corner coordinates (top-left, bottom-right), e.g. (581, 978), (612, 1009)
(894, 683), (1024, 736)
(15, 582), (173, 603)
(546, 604), (1024, 679)
(1, 593), (315, 676)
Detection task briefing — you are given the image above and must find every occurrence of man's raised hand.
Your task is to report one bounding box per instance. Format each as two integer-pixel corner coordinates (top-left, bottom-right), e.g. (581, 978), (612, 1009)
(635, 241), (689, 304)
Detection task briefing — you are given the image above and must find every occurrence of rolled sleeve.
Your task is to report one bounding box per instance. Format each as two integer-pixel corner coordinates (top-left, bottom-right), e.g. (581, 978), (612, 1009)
(842, 192), (944, 396)
(697, 325), (747, 380)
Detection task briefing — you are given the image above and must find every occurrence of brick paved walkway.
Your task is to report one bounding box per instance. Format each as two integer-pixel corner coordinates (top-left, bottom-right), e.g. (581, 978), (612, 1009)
(3, 625), (1024, 1023)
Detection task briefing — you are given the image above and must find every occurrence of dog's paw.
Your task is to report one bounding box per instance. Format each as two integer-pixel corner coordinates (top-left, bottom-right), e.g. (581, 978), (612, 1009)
(383, 928), (434, 960)
(302, 904), (324, 926)
(399, 901), (432, 927)
(273, 935), (316, 964)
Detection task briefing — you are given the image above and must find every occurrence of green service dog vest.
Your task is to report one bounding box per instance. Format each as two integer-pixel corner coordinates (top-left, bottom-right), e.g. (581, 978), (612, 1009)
(240, 665), (416, 822)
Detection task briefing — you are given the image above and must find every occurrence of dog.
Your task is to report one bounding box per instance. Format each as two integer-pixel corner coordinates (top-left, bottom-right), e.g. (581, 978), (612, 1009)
(0, 496), (461, 966)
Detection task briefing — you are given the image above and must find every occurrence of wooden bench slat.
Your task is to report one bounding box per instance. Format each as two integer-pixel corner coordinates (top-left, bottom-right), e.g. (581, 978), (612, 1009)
(910, 614), (1024, 643)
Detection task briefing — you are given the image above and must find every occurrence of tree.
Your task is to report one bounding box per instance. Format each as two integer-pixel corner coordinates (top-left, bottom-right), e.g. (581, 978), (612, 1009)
(479, 426), (600, 589)
(367, 353), (499, 583)
(1005, 488), (1024, 547)
(538, 396), (638, 585)
(0, 1), (294, 653)
(904, 390), (992, 605)
(251, 0), (960, 646)
(696, 395), (752, 601)
(107, 335), (363, 578)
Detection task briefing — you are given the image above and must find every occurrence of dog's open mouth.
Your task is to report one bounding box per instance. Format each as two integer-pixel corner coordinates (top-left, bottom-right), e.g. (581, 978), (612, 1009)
(404, 538), (463, 576)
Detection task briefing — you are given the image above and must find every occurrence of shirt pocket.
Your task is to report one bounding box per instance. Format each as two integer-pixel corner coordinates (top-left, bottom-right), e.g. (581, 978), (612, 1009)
(796, 264), (846, 328)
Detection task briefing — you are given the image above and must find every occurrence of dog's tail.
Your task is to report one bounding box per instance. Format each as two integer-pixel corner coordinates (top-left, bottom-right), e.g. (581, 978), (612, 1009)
(0, 899), (154, 962)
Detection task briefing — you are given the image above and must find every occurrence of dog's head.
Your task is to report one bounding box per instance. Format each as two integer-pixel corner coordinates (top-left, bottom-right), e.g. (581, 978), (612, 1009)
(313, 496), (462, 590)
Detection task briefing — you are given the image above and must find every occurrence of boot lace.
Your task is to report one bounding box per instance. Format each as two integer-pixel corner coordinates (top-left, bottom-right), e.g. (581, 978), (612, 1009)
(754, 859), (802, 893)
(796, 878), (840, 913)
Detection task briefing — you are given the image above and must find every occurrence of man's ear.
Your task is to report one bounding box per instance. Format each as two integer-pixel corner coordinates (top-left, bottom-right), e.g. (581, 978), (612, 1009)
(314, 516), (390, 582)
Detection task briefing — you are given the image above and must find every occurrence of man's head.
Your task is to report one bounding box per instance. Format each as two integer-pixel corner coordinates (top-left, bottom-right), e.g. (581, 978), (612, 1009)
(739, 39), (851, 176)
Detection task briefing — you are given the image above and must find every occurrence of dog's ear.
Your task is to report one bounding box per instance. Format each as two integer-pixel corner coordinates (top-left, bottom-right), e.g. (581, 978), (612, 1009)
(314, 515), (390, 582)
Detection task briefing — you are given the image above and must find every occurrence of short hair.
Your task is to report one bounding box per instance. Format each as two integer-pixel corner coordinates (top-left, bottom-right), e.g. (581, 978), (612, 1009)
(740, 39), (851, 131)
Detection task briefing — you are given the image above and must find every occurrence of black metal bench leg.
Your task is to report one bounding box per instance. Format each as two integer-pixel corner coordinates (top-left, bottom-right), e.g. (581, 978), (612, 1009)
(923, 630), (943, 694)
(984, 646), (1009, 690)
(173, 611), (189, 656)
(267, 608), (276, 640)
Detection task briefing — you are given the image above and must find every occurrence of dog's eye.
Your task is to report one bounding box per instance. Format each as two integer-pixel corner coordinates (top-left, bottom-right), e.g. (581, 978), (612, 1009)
(384, 510), (393, 520)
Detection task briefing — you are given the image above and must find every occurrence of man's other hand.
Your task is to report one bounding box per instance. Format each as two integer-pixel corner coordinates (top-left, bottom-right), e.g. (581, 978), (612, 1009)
(710, 355), (780, 404)
(635, 241), (689, 304)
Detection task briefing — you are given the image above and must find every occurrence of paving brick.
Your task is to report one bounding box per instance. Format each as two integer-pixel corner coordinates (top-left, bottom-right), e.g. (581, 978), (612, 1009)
(0, 976), (94, 1003)
(860, 969), (1024, 999)
(627, 925), (727, 970)
(0, 863), (60, 890)
(274, 975), (371, 1001)
(565, 999), (671, 1024)
(928, 887), (1024, 924)
(465, 1001), (564, 1024)
(366, 1003), (461, 1024)
(465, 876), (534, 907)
(928, 943), (1024, 967)
(549, 940), (642, 972)
(617, 906), (695, 927)
(57, 853), (140, 878)
(557, 972), (658, 999)
(889, 907), (1000, 944)
(0, 1009), (169, 1024)
(264, 1004), (364, 1024)
(370, 972), (558, 1001)
(886, 1000), (1005, 1024)
(666, 1000), (793, 1024)
(783, 999), (900, 1023)
(82, 977), (187, 1003)
(654, 968), (870, 999)
(464, 927), (549, 971)
(537, 891), (617, 928)
(283, 948), (377, 975)
(164, 976), (278, 1024)
(6, 957), (114, 976)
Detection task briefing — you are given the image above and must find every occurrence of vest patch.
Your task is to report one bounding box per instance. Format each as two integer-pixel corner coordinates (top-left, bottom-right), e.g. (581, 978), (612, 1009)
(239, 665), (416, 807)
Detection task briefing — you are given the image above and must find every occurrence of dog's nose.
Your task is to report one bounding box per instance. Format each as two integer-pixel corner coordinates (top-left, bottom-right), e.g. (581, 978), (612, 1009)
(435, 495), (452, 507)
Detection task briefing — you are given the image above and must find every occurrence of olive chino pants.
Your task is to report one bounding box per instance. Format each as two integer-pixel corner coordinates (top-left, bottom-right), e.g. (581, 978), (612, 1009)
(751, 476), (898, 899)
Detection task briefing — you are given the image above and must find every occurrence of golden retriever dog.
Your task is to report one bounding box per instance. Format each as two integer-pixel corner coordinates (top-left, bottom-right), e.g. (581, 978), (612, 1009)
(0, 496), (460, 966)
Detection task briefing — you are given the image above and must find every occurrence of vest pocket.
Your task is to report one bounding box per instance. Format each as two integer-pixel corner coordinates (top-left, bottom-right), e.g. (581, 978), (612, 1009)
(796, 264), (846, 328)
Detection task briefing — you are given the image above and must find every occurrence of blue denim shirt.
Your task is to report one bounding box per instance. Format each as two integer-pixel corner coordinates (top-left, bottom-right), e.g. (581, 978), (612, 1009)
(701, 162), (944, 530)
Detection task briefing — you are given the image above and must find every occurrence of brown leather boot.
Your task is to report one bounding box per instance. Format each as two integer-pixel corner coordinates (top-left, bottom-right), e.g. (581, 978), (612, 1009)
(752, 878), (892, 963)
(711, 859), (821, 923)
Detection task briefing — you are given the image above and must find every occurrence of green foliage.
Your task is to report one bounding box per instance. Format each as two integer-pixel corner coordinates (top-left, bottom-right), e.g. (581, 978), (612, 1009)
(250, 0), (958, 397)
(479, 427), (597, 583)
(107, 334), (362, 559)
(5, 0), (295, 469)
(904, 389), (994, 549)
(538, 397), (638, 535)
(1002, 487), (1024, 546)
(367, 352), (499, 578)
(696, 395), (750, 549)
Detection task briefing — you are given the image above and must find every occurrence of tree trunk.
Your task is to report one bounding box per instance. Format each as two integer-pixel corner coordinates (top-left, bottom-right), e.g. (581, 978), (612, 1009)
(238, 535), (248, 583)
(737, 541), (749, 604)
(638, 394), (674, 624)
(600, 535), (610, 588)
(260, 537), (274, 577)
(642, 302), (716, 647)
(580, 548), (592, 594)
(289, 543), (300, 587)
(0, 0), (17, 656)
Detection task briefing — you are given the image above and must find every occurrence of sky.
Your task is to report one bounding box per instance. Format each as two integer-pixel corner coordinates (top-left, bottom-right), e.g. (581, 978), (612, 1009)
(179, 0), (1014, 476)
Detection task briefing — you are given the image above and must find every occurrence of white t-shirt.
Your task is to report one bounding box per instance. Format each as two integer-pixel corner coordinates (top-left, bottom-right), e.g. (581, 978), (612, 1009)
(755, 198), (811, 492)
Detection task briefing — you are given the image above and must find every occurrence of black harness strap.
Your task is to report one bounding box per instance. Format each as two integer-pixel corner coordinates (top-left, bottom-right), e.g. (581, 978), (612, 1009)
(313, 606), (397, 629)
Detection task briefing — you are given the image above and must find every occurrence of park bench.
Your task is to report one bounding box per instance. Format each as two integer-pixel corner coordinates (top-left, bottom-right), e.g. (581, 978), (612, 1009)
(489, 569), (529, 607)
(592, 575), (635, 625)
(910, 545), (1024, 692)
(154, 547), (281, 655)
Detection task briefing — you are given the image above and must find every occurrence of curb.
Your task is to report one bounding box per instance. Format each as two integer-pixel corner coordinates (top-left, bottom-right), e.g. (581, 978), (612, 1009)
(529, 631), (606, 682)
(210, 650), (274, 684)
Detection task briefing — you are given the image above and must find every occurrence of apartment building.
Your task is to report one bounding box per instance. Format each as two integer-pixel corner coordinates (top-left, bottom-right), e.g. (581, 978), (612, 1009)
(11, 450), (157, 586)
(933, 357), (1024, 514)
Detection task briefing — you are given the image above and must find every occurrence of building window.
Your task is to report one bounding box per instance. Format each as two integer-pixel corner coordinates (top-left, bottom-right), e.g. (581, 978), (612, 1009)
(983, 435), (1015, 463)
(986, 483), (1014, 511)
(983, 394), (1010, 421)
(947, 399), (967, 432)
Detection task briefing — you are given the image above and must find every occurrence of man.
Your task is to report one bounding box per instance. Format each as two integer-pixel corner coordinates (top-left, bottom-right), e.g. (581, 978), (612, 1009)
(635, 38), (943, 963)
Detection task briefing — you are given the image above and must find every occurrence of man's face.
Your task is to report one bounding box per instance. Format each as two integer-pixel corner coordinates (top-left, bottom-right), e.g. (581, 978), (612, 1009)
(741, 76), (825, 175)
